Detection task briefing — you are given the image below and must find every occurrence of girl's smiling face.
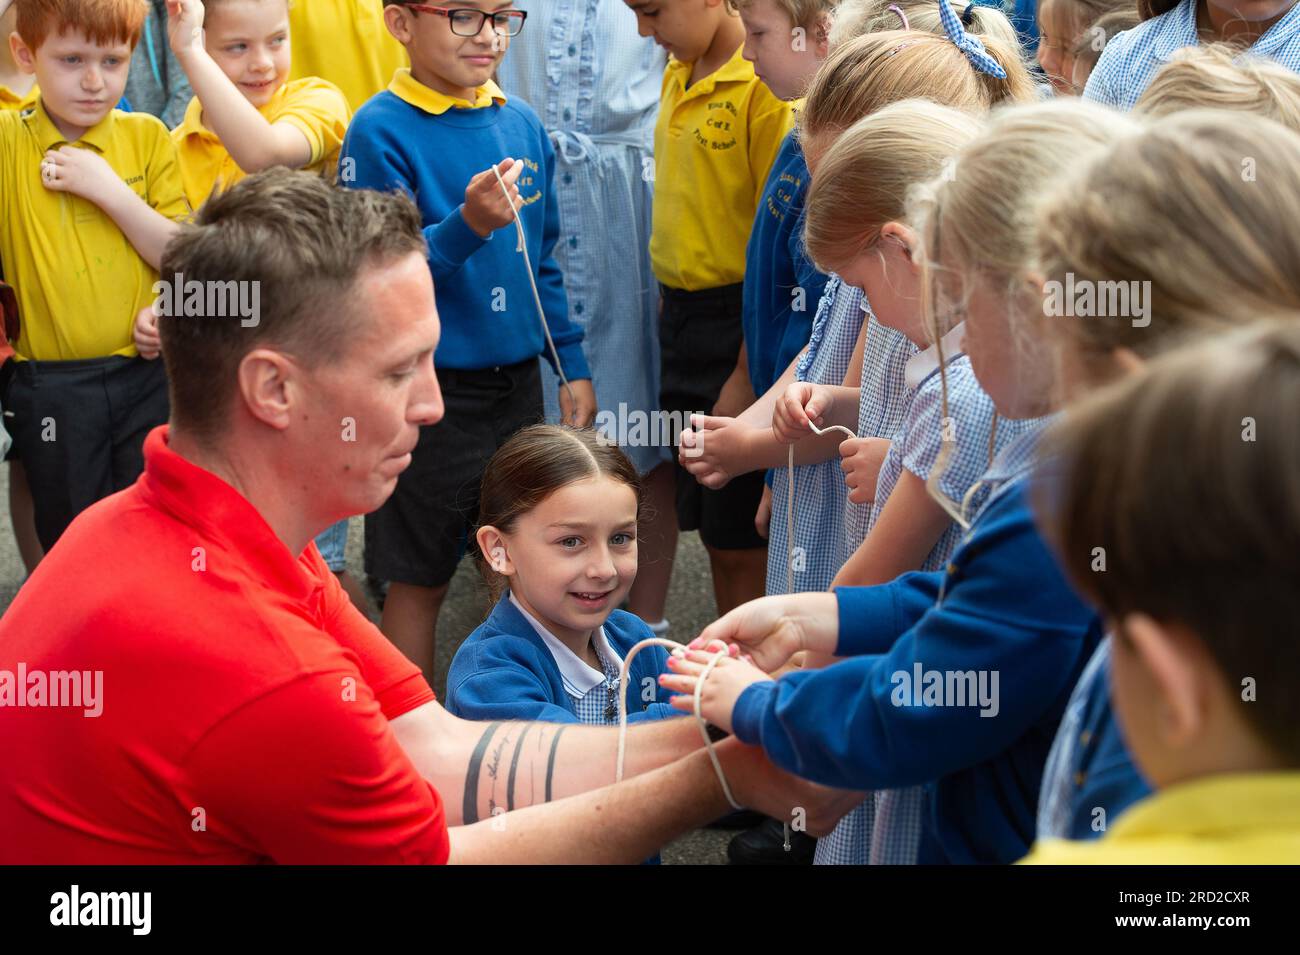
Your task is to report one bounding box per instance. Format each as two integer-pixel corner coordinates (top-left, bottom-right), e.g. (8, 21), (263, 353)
(204, 0), (292, 108)
(494, 475), (639, 644)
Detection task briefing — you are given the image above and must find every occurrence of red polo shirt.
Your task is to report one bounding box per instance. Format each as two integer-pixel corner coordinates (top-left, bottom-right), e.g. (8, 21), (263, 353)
(0, 427), (450, 864)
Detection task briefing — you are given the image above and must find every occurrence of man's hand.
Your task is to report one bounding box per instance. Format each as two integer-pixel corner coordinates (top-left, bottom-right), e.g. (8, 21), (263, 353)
(841, 436), (890, 505)
(166, 0), (206, 56)
(772, 381), (834, 444)
(40, 147), (121, 205)
(678, 413), (754, 489)
(462, 158), (523, 238)
(716, 738), (863, 837)
(134, 305), (161, 359)
(558, 378), (596, 427)
(660, 649), (772, 734)
(688, 592), (839, 672)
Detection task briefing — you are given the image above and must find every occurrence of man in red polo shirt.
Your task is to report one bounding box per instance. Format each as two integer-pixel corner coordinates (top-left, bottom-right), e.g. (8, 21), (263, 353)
(0, 170), (854, 863)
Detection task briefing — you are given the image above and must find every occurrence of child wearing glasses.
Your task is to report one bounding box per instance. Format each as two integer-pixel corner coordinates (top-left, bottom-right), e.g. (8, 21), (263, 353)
(339, 1), (596, 678)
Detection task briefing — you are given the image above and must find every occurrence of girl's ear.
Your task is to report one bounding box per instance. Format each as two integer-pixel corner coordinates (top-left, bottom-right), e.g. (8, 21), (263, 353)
(880, 221), (920, 260)
(476, 526), (515, 577)
(879, 222), (922, 277)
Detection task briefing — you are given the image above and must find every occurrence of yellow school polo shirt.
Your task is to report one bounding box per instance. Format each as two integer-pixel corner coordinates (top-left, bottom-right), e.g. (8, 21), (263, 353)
(0, 100), (190, 362)
(172, 77), (351, 209)
(386, 68), (507, 113)
(649, 45), (794, 292)
(1020, 772), (1300, 864)
(289, 0), (410, 114)
(0, 81), (38, 112)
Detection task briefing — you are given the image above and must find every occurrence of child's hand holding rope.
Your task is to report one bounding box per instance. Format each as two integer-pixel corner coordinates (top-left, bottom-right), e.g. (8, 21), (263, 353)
(463, 158), (524, 237)
(687, 592), (840, 673)
(660, 648), (772, 734)
(773, 381), (835, 443)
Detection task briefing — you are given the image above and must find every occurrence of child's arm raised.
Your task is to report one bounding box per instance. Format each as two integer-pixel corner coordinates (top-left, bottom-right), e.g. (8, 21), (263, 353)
(167, 0), (320, 173)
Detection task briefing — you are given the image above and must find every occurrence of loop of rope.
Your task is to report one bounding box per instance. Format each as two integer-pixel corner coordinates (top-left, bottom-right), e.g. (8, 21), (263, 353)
(616, 638), (744, 811)
(490, 163), (579, 416)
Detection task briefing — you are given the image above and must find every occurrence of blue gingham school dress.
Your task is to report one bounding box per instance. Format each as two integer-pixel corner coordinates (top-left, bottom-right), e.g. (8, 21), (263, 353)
(766, 276), (865, 596)
(817, 353), (1045, 865)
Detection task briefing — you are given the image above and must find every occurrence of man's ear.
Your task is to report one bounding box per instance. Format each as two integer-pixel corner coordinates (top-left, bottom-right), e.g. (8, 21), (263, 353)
(236, 348), (296, 431)
(476, 526), (514, 576)
(1121, 612), (1207, 750)
(10, 31), (36, 75)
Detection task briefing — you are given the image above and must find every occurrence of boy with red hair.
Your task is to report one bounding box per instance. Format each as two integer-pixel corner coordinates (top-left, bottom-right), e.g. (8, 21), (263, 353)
(0, 0), (188, 549)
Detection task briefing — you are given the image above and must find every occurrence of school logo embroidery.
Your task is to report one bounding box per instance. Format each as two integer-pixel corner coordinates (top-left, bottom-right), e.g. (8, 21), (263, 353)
(518, 156), (543, 207)
(694, 100), (739, 151)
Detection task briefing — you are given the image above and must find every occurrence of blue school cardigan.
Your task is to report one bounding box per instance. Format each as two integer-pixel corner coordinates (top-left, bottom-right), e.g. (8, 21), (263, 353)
(732, 479), (1104, 864)
(446, 594), (679, 723)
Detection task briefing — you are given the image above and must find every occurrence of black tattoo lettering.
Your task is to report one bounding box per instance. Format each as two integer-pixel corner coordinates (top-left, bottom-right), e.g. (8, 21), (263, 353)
(463, 721), (502, 825)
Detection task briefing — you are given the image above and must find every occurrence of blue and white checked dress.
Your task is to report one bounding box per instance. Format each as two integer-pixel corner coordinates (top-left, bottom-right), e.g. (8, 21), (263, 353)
(1083, 0), (1300, 110)
(816, 353), (1046, 865)
(496, 1), (669, 474)
(839, 304), (917, 567)
(766, 276), (868, 596)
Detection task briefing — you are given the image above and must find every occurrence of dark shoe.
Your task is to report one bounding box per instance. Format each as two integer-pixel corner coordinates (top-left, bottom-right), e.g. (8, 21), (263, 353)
(727, 817), (816, 865)
(705, 809), (766, 830)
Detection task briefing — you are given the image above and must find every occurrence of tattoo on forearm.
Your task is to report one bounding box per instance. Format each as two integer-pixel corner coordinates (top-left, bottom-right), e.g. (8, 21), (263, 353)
(544, 726), (567, 804)
(485, 727), (512, 817)
(463, 721), (502, 825)
(505, 725), (532, 813)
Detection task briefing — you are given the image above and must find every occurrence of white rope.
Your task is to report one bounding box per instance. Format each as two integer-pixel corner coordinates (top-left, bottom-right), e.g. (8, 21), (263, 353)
(787, 421), (857, 594)
(615, 637), (744, 811)
(782, 418), (856, 849)
(490, 163), (578, 417)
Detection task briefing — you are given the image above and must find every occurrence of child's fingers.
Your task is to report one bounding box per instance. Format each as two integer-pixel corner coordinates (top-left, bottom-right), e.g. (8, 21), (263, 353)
(658, 673), (698, 694)
(667, 695), (695, 714)
(499, 158), (524, 187)
(665, 655), (707, 677)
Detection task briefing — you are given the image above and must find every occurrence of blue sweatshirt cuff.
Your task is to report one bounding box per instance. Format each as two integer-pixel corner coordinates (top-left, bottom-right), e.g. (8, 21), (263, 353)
(552, 339), (592, 383)
(732, 680), (778, 745)
(834, 584), (902, 657)
(424, 206), (488, 278)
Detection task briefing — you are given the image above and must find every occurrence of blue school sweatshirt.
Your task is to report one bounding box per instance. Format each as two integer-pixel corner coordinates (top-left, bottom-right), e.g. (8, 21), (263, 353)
(731, 478), (1104, 864)
(446, 594), (678, 723)
(1058, 640), (1152, 839)
(339, 81), (591, 379)
(741, 130), (829, 397)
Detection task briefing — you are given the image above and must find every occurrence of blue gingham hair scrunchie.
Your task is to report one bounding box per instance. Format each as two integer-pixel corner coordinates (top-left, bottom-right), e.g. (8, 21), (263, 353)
(937, 0), (1008, 79)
